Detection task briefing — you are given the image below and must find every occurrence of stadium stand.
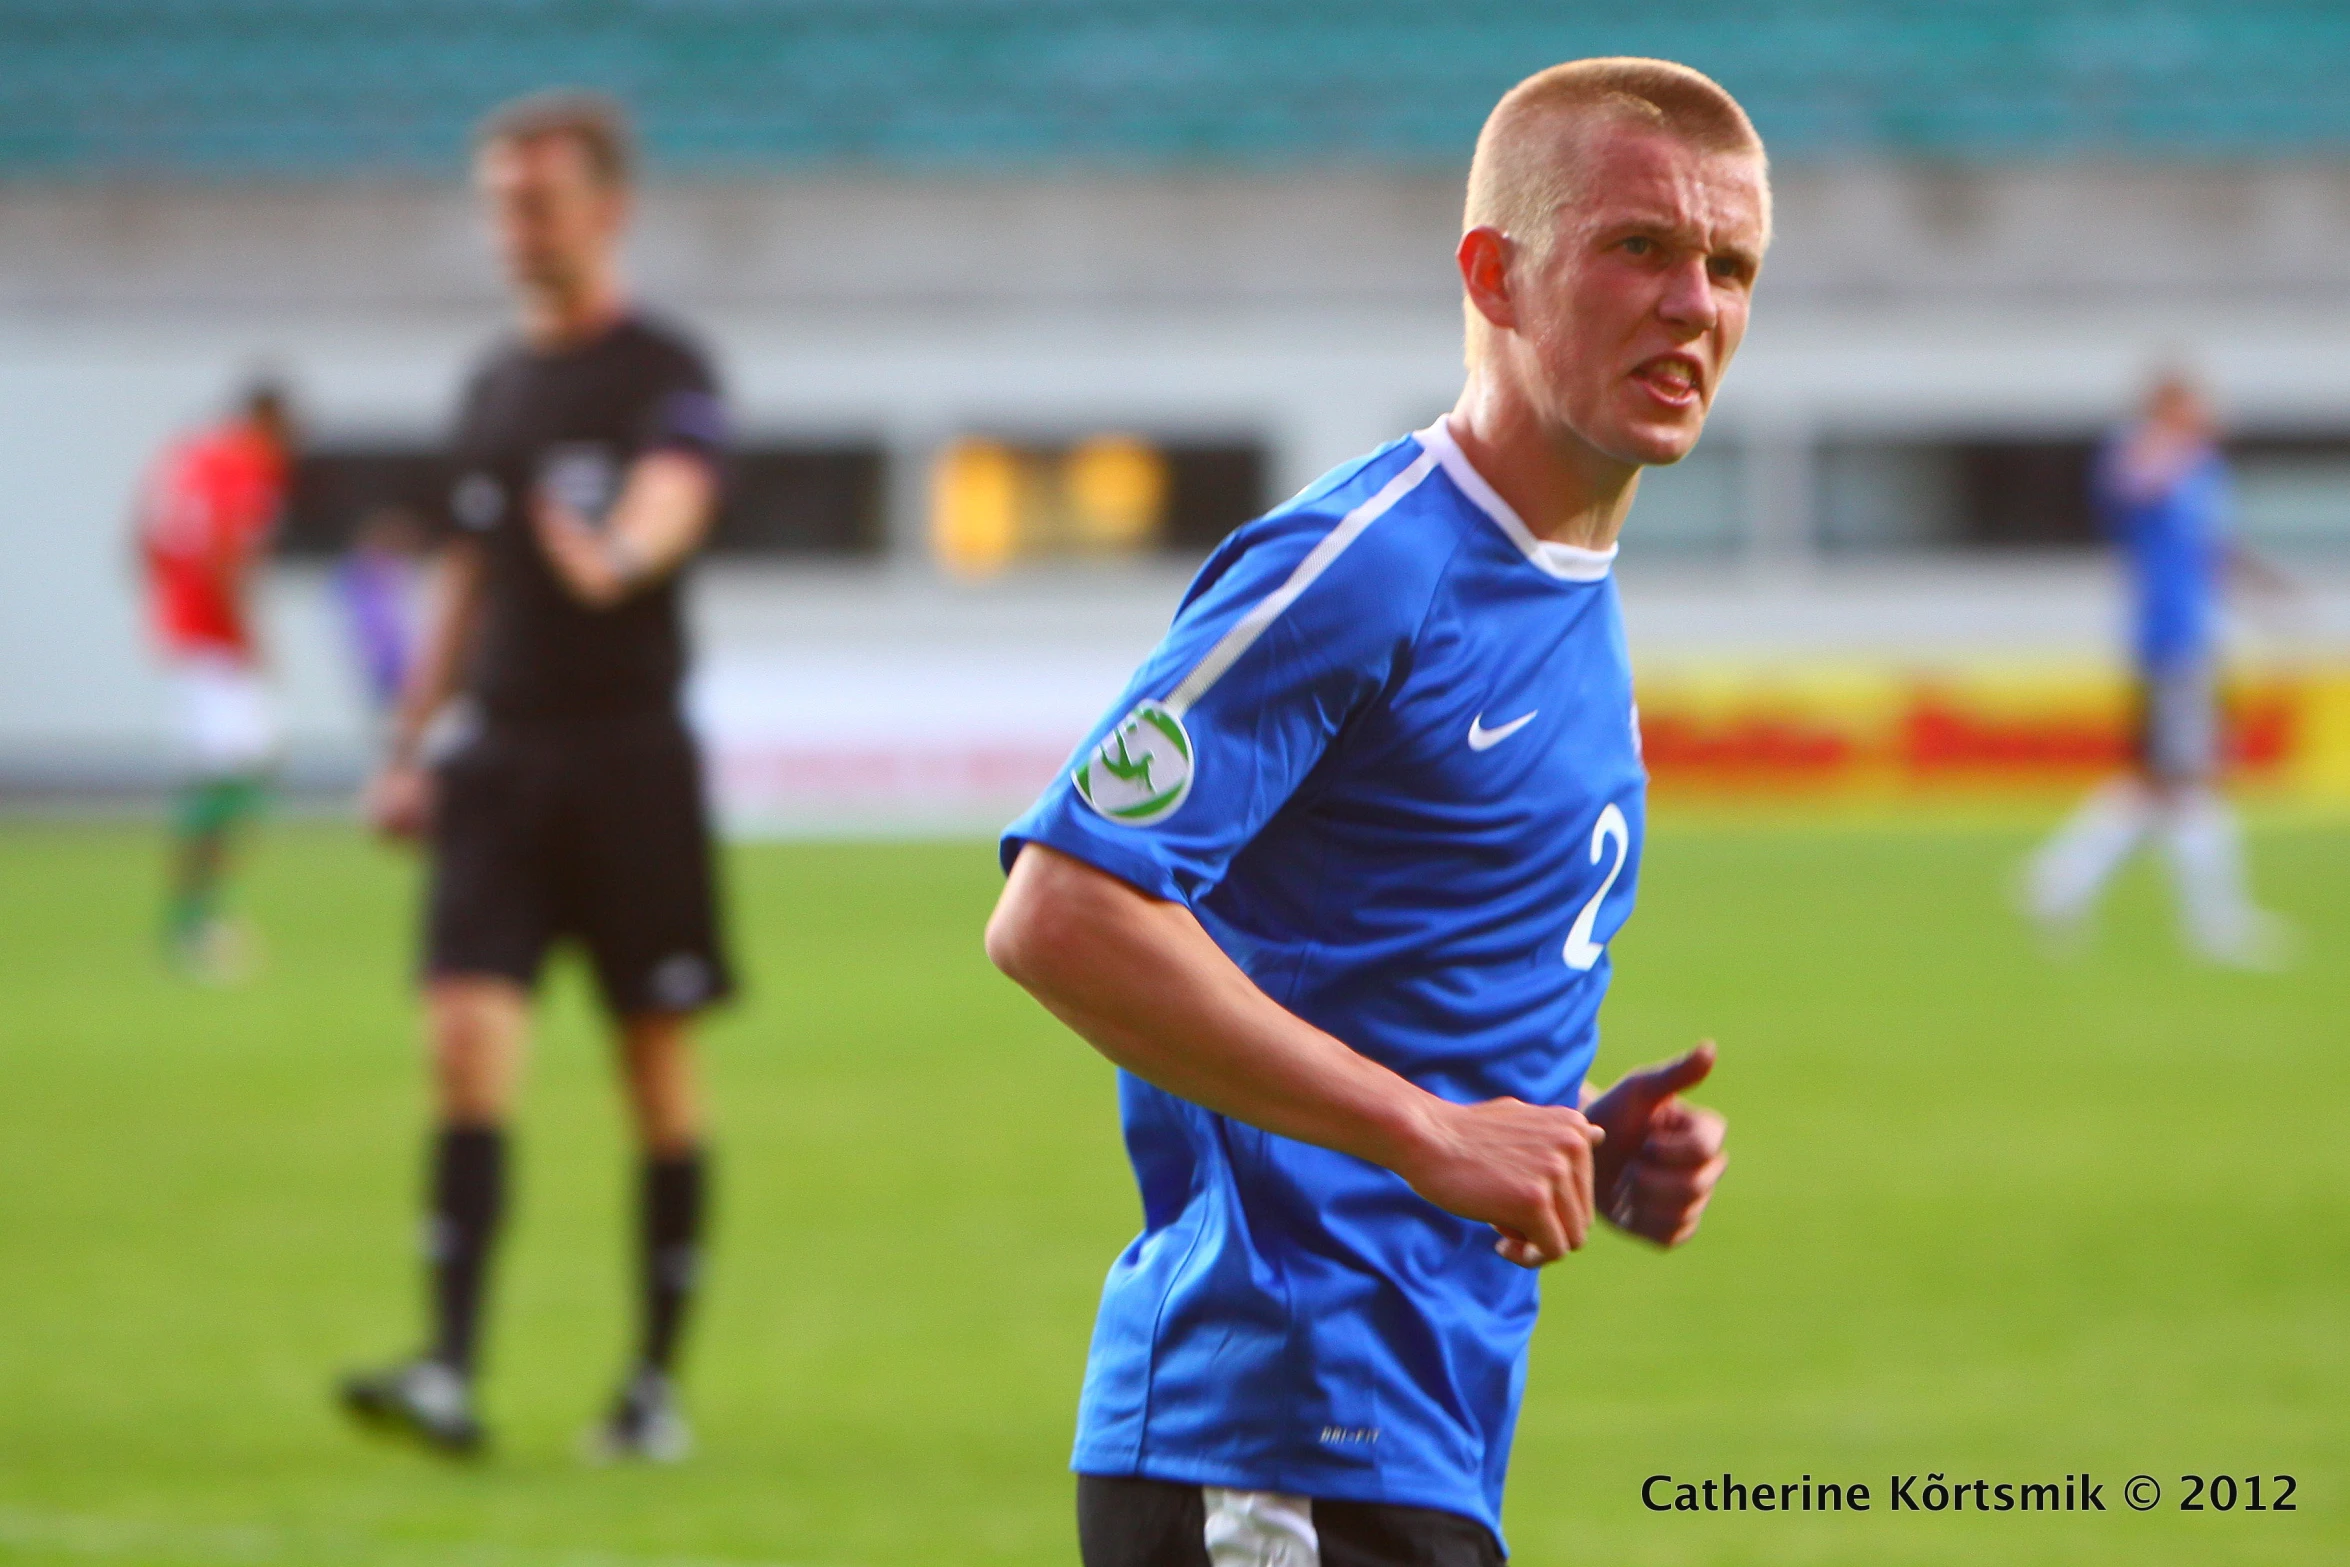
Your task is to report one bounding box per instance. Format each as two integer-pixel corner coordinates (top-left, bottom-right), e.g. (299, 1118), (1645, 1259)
(6, 1), (2350, 810)
(3, 1), (2349, 177)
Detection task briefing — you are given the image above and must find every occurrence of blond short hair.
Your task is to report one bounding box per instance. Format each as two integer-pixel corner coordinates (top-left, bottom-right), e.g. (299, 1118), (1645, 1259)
(1463, 57), (1766, 246)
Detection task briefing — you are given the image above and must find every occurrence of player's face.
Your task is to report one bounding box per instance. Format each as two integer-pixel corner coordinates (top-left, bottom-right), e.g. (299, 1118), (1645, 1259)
(477, 135), (626, 300)
(1515, 123), (1766, 468)
(2149, 379), (2213, 439)
(247, 397), (295, 452)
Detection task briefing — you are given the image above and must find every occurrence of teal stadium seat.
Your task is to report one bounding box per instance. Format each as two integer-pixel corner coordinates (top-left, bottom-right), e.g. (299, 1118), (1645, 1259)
(1, 1), (2346, 175)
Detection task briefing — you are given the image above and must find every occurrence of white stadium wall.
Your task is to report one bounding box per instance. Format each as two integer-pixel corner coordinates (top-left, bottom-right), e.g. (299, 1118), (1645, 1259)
(4, 166), (2350, 820)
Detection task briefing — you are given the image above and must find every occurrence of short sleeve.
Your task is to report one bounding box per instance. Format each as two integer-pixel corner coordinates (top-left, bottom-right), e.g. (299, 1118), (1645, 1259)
(634, 347), (728, 464)
(2201, 458), (2234, 539)
(443, 367), (504, 540)
(1002, 509), (1431, 907)
(230, 456), (281, 555)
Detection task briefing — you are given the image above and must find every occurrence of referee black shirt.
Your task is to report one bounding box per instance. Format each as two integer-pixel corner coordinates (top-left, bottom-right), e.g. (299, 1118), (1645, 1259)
(445, 314), (727, 719)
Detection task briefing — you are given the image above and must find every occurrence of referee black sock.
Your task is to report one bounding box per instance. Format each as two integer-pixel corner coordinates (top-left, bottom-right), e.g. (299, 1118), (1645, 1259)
(637, 1148), (707, 1376)
(425, 1125), (506, 1381)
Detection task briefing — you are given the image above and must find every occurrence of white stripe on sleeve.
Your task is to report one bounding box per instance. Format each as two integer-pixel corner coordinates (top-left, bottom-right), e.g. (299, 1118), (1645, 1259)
(1162, 449), (1439, 719)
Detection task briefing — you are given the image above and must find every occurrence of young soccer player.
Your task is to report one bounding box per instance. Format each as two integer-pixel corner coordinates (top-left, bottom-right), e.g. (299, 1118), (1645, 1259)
(135, 380), (294, 983)
(2024, 372), (2294, 966)
(987, 58), (1755, 1565)
(339, 92), (732, 1461)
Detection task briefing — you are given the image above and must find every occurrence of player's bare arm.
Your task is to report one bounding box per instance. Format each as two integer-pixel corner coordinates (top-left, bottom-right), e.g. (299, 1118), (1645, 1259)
(2227, 541), (2299, 602)
(531, 449), (718, 609)
(988, 842), (1604, 1266)
(364, 538), (487, 840)
(1581, 1043), (1728, 1247)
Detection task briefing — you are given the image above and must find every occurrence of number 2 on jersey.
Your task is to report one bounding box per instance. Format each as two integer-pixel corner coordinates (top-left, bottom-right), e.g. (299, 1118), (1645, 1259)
(1562, 802), (1630, 971)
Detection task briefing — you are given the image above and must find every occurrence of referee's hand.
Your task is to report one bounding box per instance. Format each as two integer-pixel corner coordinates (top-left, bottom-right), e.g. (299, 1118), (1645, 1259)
(365, 762), (433, 842)
(1397, 1097), (1604, 1268)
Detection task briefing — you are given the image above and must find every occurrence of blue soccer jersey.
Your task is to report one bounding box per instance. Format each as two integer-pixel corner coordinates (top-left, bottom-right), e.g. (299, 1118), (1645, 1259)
(1000, 421), (1648, 1538)
(2093, 434), (2231, 675)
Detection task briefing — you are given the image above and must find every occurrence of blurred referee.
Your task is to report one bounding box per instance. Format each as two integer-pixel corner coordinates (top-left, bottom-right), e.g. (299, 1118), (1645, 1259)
(340, 92), (731, 1461)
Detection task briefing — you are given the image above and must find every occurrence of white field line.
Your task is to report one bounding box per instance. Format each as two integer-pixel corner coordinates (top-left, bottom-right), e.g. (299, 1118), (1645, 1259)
(0, 1509), (844, 1567)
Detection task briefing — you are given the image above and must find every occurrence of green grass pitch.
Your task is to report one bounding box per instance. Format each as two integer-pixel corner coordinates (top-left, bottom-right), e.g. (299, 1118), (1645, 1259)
(0, 815), (2343, 1567)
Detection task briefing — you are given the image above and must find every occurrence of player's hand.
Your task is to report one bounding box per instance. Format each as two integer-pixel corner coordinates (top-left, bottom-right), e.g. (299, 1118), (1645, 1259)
(1397, 1096), (1604, 1269)
(1583, 1041), (1727, 1248)
(364, 762), (433, 842)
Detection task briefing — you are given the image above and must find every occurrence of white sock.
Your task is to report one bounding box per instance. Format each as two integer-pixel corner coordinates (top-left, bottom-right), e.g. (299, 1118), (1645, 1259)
(2027, 777), (2153, 926)
(2160, 789), (2269, 955)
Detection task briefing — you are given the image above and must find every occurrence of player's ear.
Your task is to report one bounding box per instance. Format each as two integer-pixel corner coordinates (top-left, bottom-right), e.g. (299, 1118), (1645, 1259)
(1457, 227), (1519, 335)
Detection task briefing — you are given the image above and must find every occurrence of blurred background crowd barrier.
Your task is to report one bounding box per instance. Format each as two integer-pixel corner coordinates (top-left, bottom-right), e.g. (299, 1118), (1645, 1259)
(4, 1), (2349, 830)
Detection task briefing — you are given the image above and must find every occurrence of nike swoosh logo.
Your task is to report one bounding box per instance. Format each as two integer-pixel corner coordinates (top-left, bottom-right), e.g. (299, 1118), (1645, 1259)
(1467, 710), (1538, 751)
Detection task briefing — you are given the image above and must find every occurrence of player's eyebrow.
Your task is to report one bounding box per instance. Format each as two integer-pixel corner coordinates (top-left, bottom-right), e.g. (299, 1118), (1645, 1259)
(1709, 239), (1763, 278)
(1592, 198), (1764, 258)
(1592, 208), (1683, 237)
(1588, 194), (1723, 239)
(1594, 210), (1757, 271)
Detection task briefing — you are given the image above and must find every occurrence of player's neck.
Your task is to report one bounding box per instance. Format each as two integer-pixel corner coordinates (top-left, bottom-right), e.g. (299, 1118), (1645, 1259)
(519, 267), (628, 351)
(1443, 383), (1639, 552)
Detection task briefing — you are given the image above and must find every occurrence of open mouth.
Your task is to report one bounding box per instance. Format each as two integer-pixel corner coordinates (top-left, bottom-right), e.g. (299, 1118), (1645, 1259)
(1630, 354), (1706, 409)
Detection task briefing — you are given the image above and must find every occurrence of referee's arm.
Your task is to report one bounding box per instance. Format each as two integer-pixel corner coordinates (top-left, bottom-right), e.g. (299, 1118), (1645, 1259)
(988, 842), (1605, 1267)
(532, 451), (717, 609)
(364, 539), (486, 840)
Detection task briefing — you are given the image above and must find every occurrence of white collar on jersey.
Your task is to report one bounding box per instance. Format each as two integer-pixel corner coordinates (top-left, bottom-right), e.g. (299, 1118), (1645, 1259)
(1414, 418), (1619, 582)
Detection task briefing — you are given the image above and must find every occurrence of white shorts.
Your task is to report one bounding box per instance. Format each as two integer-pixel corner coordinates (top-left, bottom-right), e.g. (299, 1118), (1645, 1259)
(170, 654), (279, 778)
(2135, 661), (2218, 784)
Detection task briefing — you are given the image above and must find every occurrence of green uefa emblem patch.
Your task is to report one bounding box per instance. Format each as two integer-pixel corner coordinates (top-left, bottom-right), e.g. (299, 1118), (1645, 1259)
(1075, 699), (1195, 827)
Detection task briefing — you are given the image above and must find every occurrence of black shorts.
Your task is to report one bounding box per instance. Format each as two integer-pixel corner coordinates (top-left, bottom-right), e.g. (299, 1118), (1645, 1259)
(1077, 1475), (1503, 1567)
(425, 711), (734, 1016)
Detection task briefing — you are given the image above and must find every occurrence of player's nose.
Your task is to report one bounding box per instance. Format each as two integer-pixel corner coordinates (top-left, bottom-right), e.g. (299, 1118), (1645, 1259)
(1655, 256), (1720, 334)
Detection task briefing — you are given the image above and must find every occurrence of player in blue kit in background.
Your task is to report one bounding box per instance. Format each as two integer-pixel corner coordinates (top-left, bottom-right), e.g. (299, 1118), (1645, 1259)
(2025, 372), (2294, 967)
(333, 505), (429, 722)
(987, 58), (1759, 1566)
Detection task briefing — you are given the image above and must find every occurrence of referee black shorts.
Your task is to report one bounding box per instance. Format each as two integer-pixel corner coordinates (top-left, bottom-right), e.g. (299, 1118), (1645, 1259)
(1077, 1475), (1503, 1567)
(425, 710), (734, 1016)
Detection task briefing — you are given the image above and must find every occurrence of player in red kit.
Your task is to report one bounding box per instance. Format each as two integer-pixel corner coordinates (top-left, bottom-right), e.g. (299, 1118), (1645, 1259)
(135, 380), (295, 981)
